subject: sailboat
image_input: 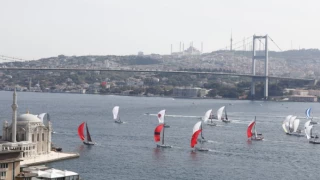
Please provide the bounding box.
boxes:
[203,109,216,126]
[247,117,263,141]
[191,121,208,151]
[154,124,172,148]
[282,115,303,136]
[306,108,317,125]
[217,106,230,123]
[78,122,95,145]
[113,106,124,124]
[305,124,320,144]
[157,110,169,128]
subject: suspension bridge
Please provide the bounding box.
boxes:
[0,35,316,99]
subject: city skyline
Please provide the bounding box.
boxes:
[0,0,319,59]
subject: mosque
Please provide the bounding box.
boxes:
[0,89,52,158]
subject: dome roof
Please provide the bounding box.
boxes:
[17,114,41,122]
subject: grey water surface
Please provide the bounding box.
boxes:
[0,91,319,180]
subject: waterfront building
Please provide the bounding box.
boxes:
[289,95,318,102]
[0,150,22,180]
[1,89,52,159]
[18,166,80,180]
[172,87,206,98]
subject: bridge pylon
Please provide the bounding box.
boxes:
[251,35,268,100]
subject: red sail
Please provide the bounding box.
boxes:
[78,122,85,141]
[191,129,201,148]
[154,124,164,142]
[247,121,255,138]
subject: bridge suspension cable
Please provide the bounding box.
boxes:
[267,35,282,51]
[0,55,28,63]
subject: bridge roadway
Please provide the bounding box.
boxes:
[0,67,314,81]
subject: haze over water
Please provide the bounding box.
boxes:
[0,91,319,179]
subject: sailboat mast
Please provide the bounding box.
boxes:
[201,122,204,139]
[254,116,257,138]
[225,107,228,120]
[210,112,212,123]
[162,124,165,145]
[85,122,88,142]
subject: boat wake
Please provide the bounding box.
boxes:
[146,113,200,118]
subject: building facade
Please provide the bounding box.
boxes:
[1,89,52,159]
[172,87,206,98]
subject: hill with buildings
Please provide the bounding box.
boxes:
[0,49,319,100]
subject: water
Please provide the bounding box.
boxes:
[0,91,319,180]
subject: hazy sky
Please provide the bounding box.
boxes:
[0,0,319,59]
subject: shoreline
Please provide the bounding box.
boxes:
[20,151,80,166]
[0,90,317,103]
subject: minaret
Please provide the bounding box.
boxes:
[47,121,52,153]
[28,78,32,90]
[230,31,233,51]
[11,87,18,143]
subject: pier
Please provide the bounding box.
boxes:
[20,151,80,166]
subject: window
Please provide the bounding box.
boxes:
[22,133,25,141]
[0,163,8,168]
[32,134,34,142]
[42,133,44,141]
[37,134,39,141]
[0,172,6,177]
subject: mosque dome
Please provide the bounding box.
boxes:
[17,113,41,123]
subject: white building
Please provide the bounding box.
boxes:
[0,89,52,159]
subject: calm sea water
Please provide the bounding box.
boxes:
[0,91,319,180]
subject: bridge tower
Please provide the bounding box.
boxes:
[251,35,268,100]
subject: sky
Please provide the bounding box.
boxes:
[0,0,319,60]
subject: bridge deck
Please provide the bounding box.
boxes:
[0,67,314,81]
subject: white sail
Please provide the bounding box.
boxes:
[289,116,296,131]
[203,109,213,123]
[305,120,311,129]
[112,106,120,120]
[217,106,225,120]
[305,125,313,140]
[293,119,300,132]
[193,121,202,134]
[282,123,288,133]
[282,115,291,133]
[284,115,292,128]
[157,110,166,124]
[37,113,47,122]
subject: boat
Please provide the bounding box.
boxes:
[51,143,62,152]
[113,106,124,124]
[217,106,230,123]
[154,124,172,148]
[78,122,95,145]
[204,109,216,126]
[247,116,264,141]
[191,121,208,151]
[282,115,304,137]
[157,110,170,128]
[306,108,317,125]
[305,124,320,144]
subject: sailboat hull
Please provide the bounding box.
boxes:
[286,132,304,137]
[222,119,231,123]
[114,120,124,124]
[251,136,264,141]
[309,140,320,144]
[195,147,209,151]
[157,144,172,148]
[83,141,95,145]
